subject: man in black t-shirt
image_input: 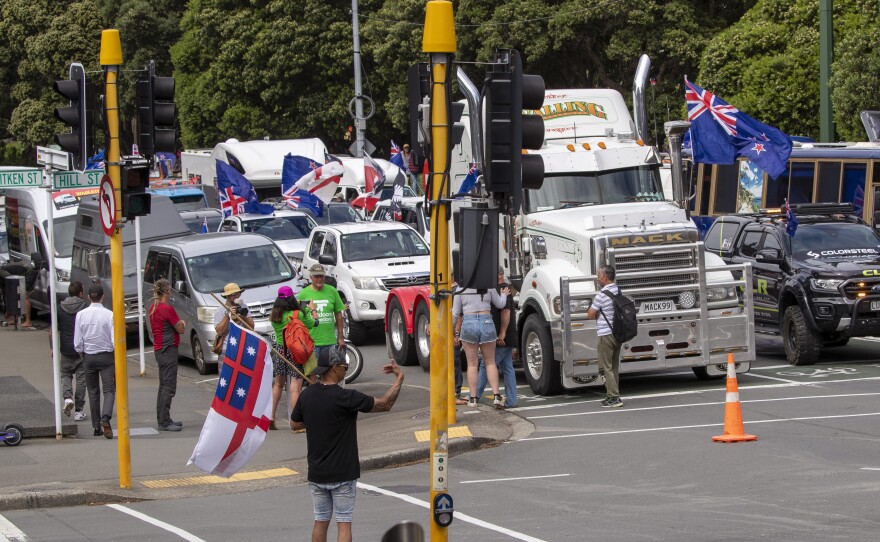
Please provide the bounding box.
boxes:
[291,348,404,542]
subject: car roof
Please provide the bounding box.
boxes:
[230,209,312,221]
[315,221,415,235]
[150,232,276,256]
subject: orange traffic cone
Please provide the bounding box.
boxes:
[712,353,757,443]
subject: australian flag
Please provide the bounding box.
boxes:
[389,140,409,173]
[188,322,273,477]
[685,78,792,179]
[216,160,274,218]
[281,154,325,217]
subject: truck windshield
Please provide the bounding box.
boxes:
[169,194,208,212]
[791,223,880,260]
[524,165,663,213]
[47,216,76,258]
[186,245,294,293]
[341,229,429,262]
[240,216,314,241]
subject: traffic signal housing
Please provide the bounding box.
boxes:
[121,157,152,219]
[137,61,177,156]
[482,49,545,214]
[53,63,88,171]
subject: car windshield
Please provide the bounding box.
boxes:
[341,229,429,261]
[523,165,663,213]
[169,194,208,212]
[46,216,76,258]
[791,223,880,260]
[186,244,294,293]
[183,214,223,234]
[240,216,314,240]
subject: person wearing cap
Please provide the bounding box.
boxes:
[297,264,346,363]
[213,282,255,367]
[268,285,318,430]
[291,348,404,542]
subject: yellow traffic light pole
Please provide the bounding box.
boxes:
[423,2,455,540]
[100,29,132,489]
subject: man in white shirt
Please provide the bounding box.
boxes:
[74,284,116,438]
[586,265,624,408]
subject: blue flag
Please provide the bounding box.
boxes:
[785,200,798,237]
[454,163,479,197]
[685,78,792,179]
[389,140,409,173]
[281,155,324,217]
[201,217,209,234]
[216,160,274,217]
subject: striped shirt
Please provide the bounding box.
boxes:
[592,284,619,337]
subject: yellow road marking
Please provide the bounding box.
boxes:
[141,467,298,489]
[414,425,472,443]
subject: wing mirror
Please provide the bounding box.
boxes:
[318,254,336,266]
[174,280,188,296]
[756,248,783,264]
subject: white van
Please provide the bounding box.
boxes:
[4,186,98,313]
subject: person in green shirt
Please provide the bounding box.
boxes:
[269,285,318,431]
[297,264,346,364]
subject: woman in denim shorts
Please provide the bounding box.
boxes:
[452,286,510,408]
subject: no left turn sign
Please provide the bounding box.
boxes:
[99,175,116,236]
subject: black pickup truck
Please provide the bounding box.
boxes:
[704,203,880,365]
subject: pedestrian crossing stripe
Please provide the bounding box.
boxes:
[140,467,298,488]
[414,425,472,443]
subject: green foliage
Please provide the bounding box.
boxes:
[830,0,880,140]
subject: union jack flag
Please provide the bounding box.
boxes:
[686,78,739,136]
[188,322,273,477]
[389,140,409,173]
[219,187,247,217]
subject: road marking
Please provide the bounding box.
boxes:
[414,425,471,442]
[141,467,297,489]
[107,504,206,542]
[460,474,570,484]
[519,411,880,442]
[860,467,880,471]
[0,514,27,542]
[196,377,218,384]
[742,372,798,383]
[751,364,792,370]
[852,337,880,343]
[510,376,880,412]
[527,392,880,420]
[357,482,546,542]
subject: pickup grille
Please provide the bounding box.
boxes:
[381,274,430,290]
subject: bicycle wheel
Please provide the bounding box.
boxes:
[343,342,364,384]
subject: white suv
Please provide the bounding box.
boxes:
[301,222,430,345]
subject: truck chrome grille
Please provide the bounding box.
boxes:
[614,248,695,272]
[381,274,430,290]
[246,300,274,320]
[612,246,700,311]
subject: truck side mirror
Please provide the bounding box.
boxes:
[318,254,336,266]
[174,280,188,296]
[756,249,783,264]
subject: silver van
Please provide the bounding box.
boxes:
[143,232,298,374]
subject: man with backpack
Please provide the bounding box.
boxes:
[587,265,632,408]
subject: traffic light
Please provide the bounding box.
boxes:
[450,101,465,147]
[482,49,545,213]
[137,61,177,156]
[53,63,88,171]
[407,62,430,159]
[121,157,152,219]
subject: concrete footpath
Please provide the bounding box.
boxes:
[0,322,532,511]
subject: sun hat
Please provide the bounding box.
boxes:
[277,285,294,298]
[221,283,243,297]
[308,263,326,277]
[312,347,346,376]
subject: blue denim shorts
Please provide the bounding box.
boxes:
[460,313,497,344]
[309,480,357,522]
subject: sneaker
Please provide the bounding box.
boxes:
[158,423,182,432]
[168,420,182,427]
[493,394,504,410]
[600,397,624,408]
[74,411,88,421]
[63,398,74,417]
[467,397,477,408]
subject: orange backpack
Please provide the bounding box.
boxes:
[284,310,314,364]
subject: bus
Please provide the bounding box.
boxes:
[686,142,880,237]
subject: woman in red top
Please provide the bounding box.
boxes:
[149,279,186,431]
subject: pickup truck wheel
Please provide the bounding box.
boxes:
[415,303,431,371]
[387,297,417,366]
[192,335,214,375]
[522,314,562,396]
[345,312,369,346]
[783,305,821,366]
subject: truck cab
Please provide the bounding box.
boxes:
[705,203,880,365]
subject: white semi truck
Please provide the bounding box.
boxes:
[385,57,755,395]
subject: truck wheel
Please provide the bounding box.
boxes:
[783,305,821,366]
[415,303,431,371]
[522,314,562,396]
[692,366,725,380]
[387,297,417,366]
[192,335,214,375]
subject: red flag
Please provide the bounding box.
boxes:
[422,156,430,192]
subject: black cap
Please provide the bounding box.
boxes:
[312,347,346,375]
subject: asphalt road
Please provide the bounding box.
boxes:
[3,330,879,541]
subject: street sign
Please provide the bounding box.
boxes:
[36,146,70,171]
[99,175,116,235]
[0,168,42,188]
[432,452,448,491]
[53,170,104,190]
[348,138,376,157]
[432,492,454,527]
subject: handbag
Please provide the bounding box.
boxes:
[211,332,226,355]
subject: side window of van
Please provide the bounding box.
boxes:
[322,233,337,259]
[309,231,325,259]
[144,251,158,283]
[155,253,171,282]
[170,259,186,293]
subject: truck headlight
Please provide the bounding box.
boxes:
[352,277,381,290]
[706,287,738,301]
[55,268,70,282]
[810,278,843,292]
[197,306,216,323]
[569,299,592,313]
[531,236,547,259]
